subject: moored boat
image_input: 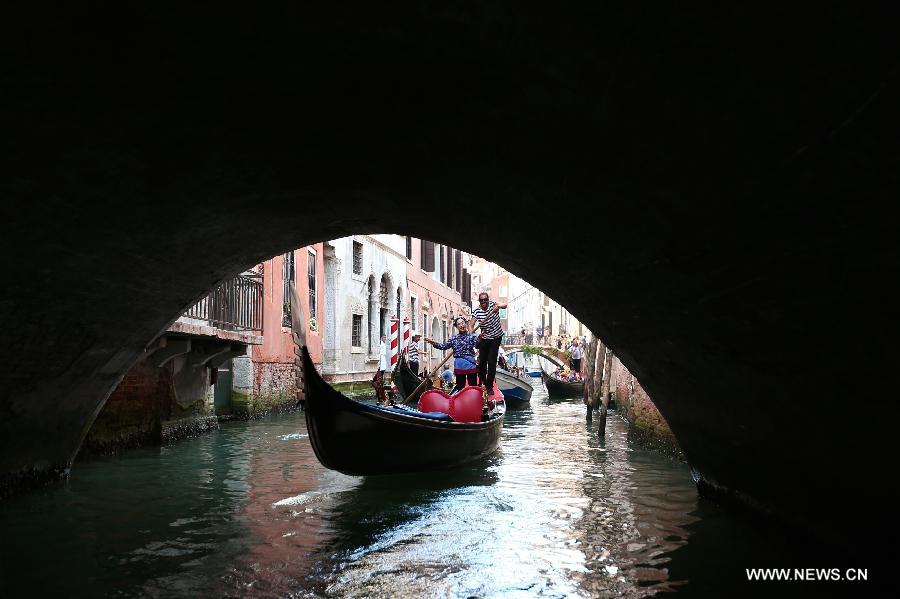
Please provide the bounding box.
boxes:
[494,368,533,408]
[392,352,431,404]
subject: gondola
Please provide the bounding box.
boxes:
[494,368,533,408]
[301,344,506,475]
[540,360,585,399]
[391,352,430,404]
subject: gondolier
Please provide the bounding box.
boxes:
[472,292,508,394]
[406,331,422,376]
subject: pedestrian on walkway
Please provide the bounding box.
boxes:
[378,334,388,374]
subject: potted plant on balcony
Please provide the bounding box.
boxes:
[308,316,318,332]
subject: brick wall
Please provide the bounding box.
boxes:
[612,357,684,460]
[83,355,217,454]
[238,360,300,417]
[83,359,172,453]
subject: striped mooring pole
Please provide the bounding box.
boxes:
[402,316,410,357]
[390,315,400,369]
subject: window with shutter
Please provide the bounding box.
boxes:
[421,240,435,272]
[446,247,453,287]
[308,249,317,319]
[352,241,363,275]
[352,314,362,346]
[282,251,295,327]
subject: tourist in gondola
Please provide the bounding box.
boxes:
[406,331,422,376]
[424,317,479,394]
[440,365,454,391]
[472,292,507,393]
[497,345,510,371]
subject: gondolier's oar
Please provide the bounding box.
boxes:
[407,318,483,403]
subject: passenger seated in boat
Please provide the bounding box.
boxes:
[440,365,454,391]
[425,317,479,394]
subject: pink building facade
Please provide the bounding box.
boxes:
[251,244,325,399]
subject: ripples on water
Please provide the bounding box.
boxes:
[0,387,703,598]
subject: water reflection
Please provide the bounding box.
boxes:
[1,387,705,598]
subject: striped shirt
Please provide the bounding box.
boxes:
[406,338,419,362]
[472,300,503,339]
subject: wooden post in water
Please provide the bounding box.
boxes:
[583,336,598,421]
[594,339,609,437]
[599,346,612,417]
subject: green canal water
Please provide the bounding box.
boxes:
[0,385,866,597]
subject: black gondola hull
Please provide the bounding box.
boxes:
[303,347,504,475]
[540,362,585,398]
[392,353,428,404]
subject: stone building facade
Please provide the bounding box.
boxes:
[321,235,408,383]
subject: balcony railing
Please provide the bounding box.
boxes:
[182,272,263,333]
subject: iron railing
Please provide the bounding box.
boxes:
[183,272,263,333]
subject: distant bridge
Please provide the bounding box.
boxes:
[502,344,566,368]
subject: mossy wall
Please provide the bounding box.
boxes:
[612,357,684,461]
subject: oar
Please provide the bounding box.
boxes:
[406,319,483,404]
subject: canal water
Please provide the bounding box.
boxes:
[0,385,861,597]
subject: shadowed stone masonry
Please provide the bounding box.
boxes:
[1,3,896,558]
[613,358,684,461]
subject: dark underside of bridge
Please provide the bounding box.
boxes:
[1,3,896,561]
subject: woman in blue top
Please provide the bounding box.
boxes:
[424,317,479,394]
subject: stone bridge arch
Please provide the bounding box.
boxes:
[0,2,894,555]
